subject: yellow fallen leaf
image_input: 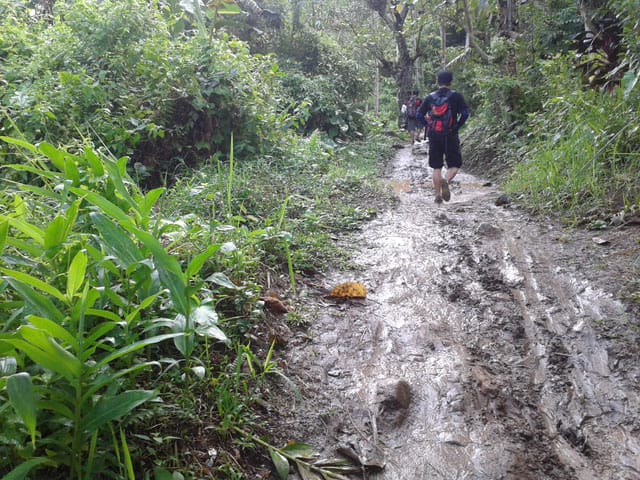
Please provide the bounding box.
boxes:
[327,281,367,299]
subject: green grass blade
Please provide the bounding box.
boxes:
[120,427,136,480]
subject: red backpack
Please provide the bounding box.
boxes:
[426,90,454,136]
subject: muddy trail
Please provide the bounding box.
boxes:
[277,144,640,480]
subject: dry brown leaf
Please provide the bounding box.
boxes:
[263,296,291,314]
[327,281,367,299]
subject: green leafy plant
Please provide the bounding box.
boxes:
[0,137,231,478]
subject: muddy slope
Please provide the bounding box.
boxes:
[281,144,640,480]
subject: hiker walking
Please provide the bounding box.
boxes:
[417,71,469,203]
[403,90,423,145]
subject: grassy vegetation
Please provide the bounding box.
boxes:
[0,129,394,479]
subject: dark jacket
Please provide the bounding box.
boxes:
[417,87,469,135]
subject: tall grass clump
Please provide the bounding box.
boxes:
[506,56,640,222]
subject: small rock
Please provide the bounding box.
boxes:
[477,222,501,236]
[495,194,510,206]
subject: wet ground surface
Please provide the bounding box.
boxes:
[278,144,640,480]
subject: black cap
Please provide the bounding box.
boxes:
[437,70,453,85]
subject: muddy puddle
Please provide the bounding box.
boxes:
[282,143,640,480]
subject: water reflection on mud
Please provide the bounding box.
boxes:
[284,144,640,480]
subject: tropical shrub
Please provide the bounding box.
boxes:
[0,137,233,478]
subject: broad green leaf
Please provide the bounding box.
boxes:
[7,165,58,182]
[69,187,132,225]
[154,468,185,480]
[83,361,159,400]
[0,136,38,153]
[1,457,50,480]
[2,268,67,303]
[192,305,228,343]
[206,272,238,289]
[12,194,28,218]
[82,390,156,433]
[0,220,8,254]
[129,228,190,316]
[85,308,122,323]
[64,155,81,185]
[140,188,165,217]
[27,315,79,351]
[6,236,43,257]
[102,156,140,217]
[84,147,105,176]
[43,216,67,250]
[67,250,87,299]
[7,372,38,446]
[38,142,66,171]
[281,442,317,459]
[94,333,182,369]
[269,448,290,480]
[7,328,81,381]
[186,244,221,278]
[90,213,144,269]
[169,315,195,358]
[7,218,45,245]
[4,278,65,323]
[124,293,160,325]
[39,398,74,419]
[218,3,241,14]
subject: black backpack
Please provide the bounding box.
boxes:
[426,90,454,136]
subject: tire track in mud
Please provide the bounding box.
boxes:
[283,145,640,480]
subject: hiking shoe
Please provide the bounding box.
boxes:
[434,195,443,204]
[441,179,451,202]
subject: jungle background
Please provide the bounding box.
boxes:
[0,0,638,478]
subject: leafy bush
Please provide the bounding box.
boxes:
[506,55,640,220]
[0,137,236,478]
[0,0,303,186]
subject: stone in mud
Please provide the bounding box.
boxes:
[495,193,510,206]
[376,379,412,428]
[477,222,502,236]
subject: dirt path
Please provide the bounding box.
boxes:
[281,145,640,480]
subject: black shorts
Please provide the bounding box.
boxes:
[428,134,462,170]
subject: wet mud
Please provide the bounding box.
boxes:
[281,144,640,480]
